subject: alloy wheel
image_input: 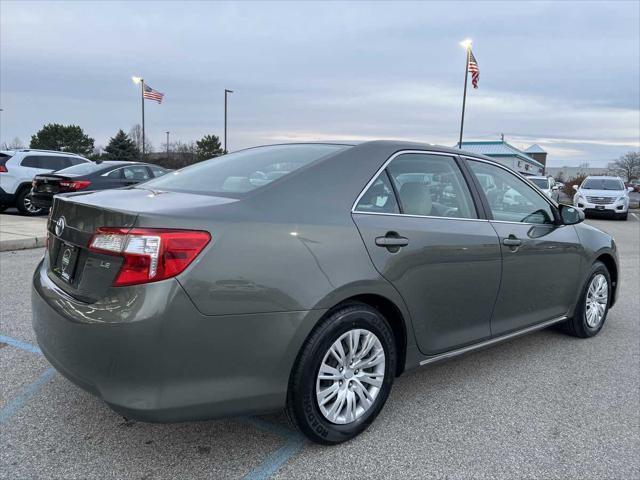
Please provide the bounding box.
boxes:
[316,328,385,425]
[585,273,608,328]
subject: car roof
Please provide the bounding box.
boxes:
[527,175,549,180]
[584,175,622,180]
[240,140,498,162]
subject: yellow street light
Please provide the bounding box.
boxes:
[459,39,473,50]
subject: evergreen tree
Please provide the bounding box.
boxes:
[30,123,94,155]
[196,134,224,161]
[104,129,139,161]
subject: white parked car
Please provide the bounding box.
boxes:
[0,149,91,215]
[528,175,559,202]
[573,175,633,220]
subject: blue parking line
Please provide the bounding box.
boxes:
[0,367,55,425]
[240,417,305,480]
[0,334,42,355]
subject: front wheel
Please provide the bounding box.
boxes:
[286,303,396,444]
[617,212,628,221]
[561,261,611,338]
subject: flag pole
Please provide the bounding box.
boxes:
[141,79,146,159]
[458,41,471,149]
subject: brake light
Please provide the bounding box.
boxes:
[0,165,7,173]
[60,180,91,191]
[88,228,211,286]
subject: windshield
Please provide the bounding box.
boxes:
[142,144,350,196]
[55,162,102,176]
[581,178,624,190]
[529,178,549,188]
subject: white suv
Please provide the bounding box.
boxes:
[573,175,633,220]
[527,175,559,202]
[0,149,91,215]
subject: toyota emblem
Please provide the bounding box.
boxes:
[55,216,66,236]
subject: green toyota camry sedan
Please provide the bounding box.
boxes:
[32,141,619,444]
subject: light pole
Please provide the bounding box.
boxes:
[458,39,472,149]
[224,89,233,153]
[132,76,145,159]
[166,131,170,155]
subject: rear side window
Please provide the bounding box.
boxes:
[386,154,477,219]
[122,166,151,181]
[355,173,399,214]
[143,144,350,196]
[21,155,70,170]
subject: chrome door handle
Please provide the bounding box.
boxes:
[502,236,522,247]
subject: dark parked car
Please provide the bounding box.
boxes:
[30,161,170,210]
[32,141,618,444]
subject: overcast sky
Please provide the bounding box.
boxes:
[1,1,638,166]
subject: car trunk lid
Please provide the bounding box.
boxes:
[47,188,235,301]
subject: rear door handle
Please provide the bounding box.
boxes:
[375,233,409,248]
[502,235,522,247]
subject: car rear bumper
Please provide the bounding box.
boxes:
[32,256,324,421]
[30,192,54,209]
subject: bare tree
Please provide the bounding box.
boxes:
[4,137,25,149]
[608,151,640,182]
[128,124,153,156]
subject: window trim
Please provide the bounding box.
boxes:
[461,155,561,226]
[351,149,485,222]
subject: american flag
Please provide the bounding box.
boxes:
[468,50,479,89]
[143,84,164,103]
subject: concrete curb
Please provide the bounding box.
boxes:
[0,235,47,252]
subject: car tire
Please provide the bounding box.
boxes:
[561,261,611,338]
[15,187,44,216]
[617,212,628,221]
[0,205,7,213]
[286,303,396,445]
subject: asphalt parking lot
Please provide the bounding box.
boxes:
[1,217,638,479]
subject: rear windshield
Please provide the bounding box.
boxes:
[55,162,102,176]
[529,178,549,188]
[141,144,350,196]
[581,178,624,190]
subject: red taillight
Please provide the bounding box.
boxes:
[88,227,211,286]
[0,165,7,173]
[60,180,91,191]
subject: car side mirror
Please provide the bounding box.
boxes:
[552,185,559,190]
[559,204,584,225]
[628,186,634,193]
[572,185,578,191]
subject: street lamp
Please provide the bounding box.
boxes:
[459,38,473,50]
[224,89,233,153]
[132,76,145,159]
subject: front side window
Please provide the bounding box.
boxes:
[386,154,477,219]
[354,172,399,214]
[468,160,555,224]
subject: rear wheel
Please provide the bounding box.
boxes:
[561,261,611,338]
[286,303,396,444]
[16,187,44,216]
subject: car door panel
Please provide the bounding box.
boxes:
[489,221,583,334]
[466,159,584,336]
[353,213,501,354]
